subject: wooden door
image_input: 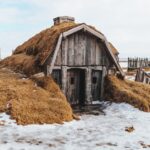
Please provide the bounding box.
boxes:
[91,70,102,101]
[66,69,85,106]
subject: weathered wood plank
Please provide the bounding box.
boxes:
[90,36,96,65]
[74,33,79,65]
[49,34,62,74]
[68,34,74,66]
[63,24,85,37]
[86,34,91,65]
[55,47,62,65]
[77,33,84,65]
[96,40,100,65]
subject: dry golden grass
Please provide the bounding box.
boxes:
[13,22,80,65]
[144,68,150,71]
[104,76,150,112]
[0,68,73,125]
[12,22,118,65]
[0,54,41,76]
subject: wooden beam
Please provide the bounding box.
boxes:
[49,34,63,74]
[103,36,125,77]
[63,24,85,37]
[84,25,105,41]
[100,66,106,99]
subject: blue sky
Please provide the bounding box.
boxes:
[0,0,150,58]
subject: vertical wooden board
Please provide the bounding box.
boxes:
[67,35,74,66]
[96,40,101,65]
[62,38,68,65]
[51,70,62,87]
[82,33,86,65]
[94,37,97,65]
[71,35,75,65]
[91,70,102,101]
[54,47,61,66]
[66,70,79,105]
[66,69,86,105]
[95,41,99,65]
[100,42,110,66]
[90,36,96,65]
[76,33,81,65]
[74,33,79,65]
[63,38,68,65]
[61,39,65,65]
[77,32,84,65]
[99,42,105,65]
[86,33,91,65]
[67,36,71,66]
[81,32,87,65]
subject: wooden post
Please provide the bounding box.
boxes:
[100,66,106,99]
[49,34,63,74]
[85,68,92,104]
[61,66,67,94]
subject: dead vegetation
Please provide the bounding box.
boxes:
[0,68,73,125]
[0,22,80,75]
[125,126,135,133]
[0,54,41,76]
[13,22,80,65]
[104,76,150,112]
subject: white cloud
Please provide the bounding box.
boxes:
[0,0,150,58]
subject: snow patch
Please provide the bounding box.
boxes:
[0,103,150,150]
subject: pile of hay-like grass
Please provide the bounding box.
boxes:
[0,68,73,125]
[0,54,41,76]
[13,22,80,65]
[104,75,150,112]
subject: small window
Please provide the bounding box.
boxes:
[70,77,75,84]
[92,77,97,84]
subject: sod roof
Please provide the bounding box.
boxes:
[13,22,119,66]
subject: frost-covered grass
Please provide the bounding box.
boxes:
[0,103,150,150]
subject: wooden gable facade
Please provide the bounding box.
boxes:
[44,16,124,106]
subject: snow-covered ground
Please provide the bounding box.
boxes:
[125,75,135,81]
[0,103,150,150]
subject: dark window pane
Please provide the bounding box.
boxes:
[70,77,74,84]
[92,77,97,84]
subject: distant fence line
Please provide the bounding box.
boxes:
[119,58,150,69]
[128,58,150,69]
